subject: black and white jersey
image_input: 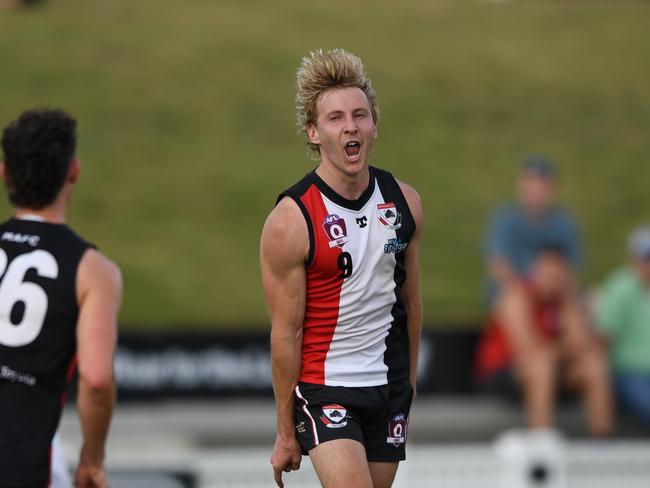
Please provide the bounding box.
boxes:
[0,217,92,487]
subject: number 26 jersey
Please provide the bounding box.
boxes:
[0,217,92,486]
[278,166,415,388]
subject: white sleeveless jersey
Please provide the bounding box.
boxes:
[279,166,415,387]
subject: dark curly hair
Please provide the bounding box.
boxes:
[1,108,77,209]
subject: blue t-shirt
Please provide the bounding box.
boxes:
[483,203,584,302]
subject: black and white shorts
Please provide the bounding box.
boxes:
[294,379,413,462]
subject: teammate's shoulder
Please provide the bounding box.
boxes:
[60,224,95,247]
[79,248,122,287]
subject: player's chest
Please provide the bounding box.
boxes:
[310,198,409,278]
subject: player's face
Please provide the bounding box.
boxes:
[307,87,377,177]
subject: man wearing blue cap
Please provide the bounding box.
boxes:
[595,226,650,429]
[484,156,584,304]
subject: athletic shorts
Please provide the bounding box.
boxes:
[294,379,413,462]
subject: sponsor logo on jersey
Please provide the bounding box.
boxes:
[376,202,402,230]
[355,216,368,228]
[296,421,306,434]
[319,404,348,428]
[384,238,408,254]
[0,364,36,387]
[323,214,350,248]
[386,413,407,446]
[1,231,40,247]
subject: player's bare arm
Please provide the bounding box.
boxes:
[75,249,122,488]
[398,181,423,396]
[260,196,309,488]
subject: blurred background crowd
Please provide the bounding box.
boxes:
[475,156,650,435]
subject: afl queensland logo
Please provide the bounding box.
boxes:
[386,413,407,446]
[377,202,402,230]
[323,214,350,248]
[320,404,348,429]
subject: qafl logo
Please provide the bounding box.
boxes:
[323,214,349,248]
[386,413,407,446]
[377,202,402,230]
[320,404,348,429]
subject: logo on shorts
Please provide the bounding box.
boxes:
[377,202,402,230]
[320,404,348,429]
[296,421,306,434]
[323,214,349,248]
[386,413,407,446]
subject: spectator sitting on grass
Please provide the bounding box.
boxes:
[594,226,650,429]
[475,245,613,437]
[484,156,583,306]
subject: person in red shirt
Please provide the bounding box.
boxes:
[476,245,613,436]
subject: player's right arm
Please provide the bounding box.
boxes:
[260,196,308,488]
[74,249,123,488]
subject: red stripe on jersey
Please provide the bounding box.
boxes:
[59,354,78,407]
[299,185,344,384]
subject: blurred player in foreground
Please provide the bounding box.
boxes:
[0,109,122,487]
[261,49,423,488]
[476,245,613,436]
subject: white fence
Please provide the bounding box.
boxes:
[82,441,650,488]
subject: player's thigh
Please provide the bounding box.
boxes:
[364,380,412,464]
[368,461,399,488]
[309,438,372,488]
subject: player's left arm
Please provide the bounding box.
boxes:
[398,180,423,398]
[75,249,123,487]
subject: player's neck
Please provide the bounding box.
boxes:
[14,198,67,224]
[316,160,370,201]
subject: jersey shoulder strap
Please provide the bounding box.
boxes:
[276,171,318,266]
[372,166,416,240]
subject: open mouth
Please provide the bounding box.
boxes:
[344,141,361,158]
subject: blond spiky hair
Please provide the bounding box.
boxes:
[296,48,378,152]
